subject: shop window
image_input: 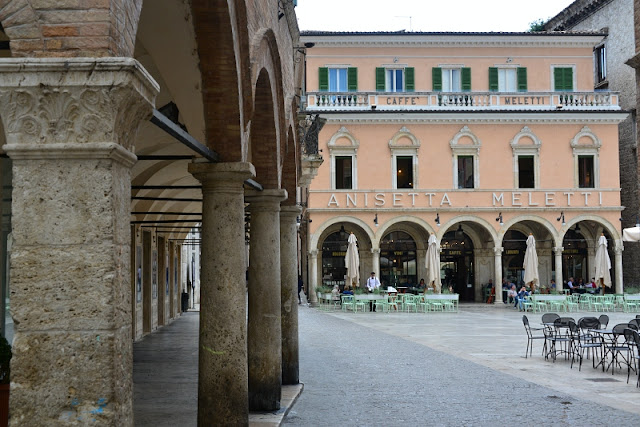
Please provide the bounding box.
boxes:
[376,67,414,92]
[518,156,535,189]
[396,156,414,189]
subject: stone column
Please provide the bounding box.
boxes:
[280,205,301,385]
[494,247,503,303]
[188,162,255,425]
[371,248,381,278]
[0,58,157,425]
[308,250,319,306]
[554,247,564,294]
[246,189,288,411]
[615,245,624,294]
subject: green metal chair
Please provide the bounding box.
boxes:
[354,297,367,313]
[341,295,355,312]
[373,297,388,313]
[404,295,418,313]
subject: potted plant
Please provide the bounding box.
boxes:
[0,335,11,426]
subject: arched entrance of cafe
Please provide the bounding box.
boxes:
[321,228,349,289]
[562,227,589,286]
[502,230,527,287]
[440,226,474,301]
[380,231,417,290]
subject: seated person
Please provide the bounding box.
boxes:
[342,286,354,295]
[418,278,426,289]
[507,284,518,304]
[566,277,575,293]
[515,286,530,310]
[331,284,340,301]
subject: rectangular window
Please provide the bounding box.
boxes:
[498,68,517,92]
[457,156,474,189]
[595,45,606,84]
[518,156,535,189]
[442,68,461,92]
[386,69,404,92]
[335,156,352,189]
[553,67,574,91]
[329,68,348,92]
[396,156,413,189]
[578,156,594,188]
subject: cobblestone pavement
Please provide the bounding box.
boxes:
[283,304,640,426]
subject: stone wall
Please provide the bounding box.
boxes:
[547,0,639,287]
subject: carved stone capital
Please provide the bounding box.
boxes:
[0,58,158,160]
[493,247,504,255]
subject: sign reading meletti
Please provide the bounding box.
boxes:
[318,191,613,208]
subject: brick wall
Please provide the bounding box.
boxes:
[0,0,142,57]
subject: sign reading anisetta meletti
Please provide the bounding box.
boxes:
[313,191,617,208]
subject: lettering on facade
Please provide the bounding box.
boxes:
[325,191,606,208]
[504,96,546,105]
[332,251,346,257]
[386,96,418,105]
[505,249,519,255]
[393,251,403,255]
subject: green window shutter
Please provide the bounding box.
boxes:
[461,67,471,92]
[554,67,563,91]
[347,67,358,92]
[319,67,329,91]
[517,67,527,92]
[554,67,573,91]
[563,67,573,91]
[488,67,498,92]
[432,67,442,91]
[375,67,386,91]
[405,67,415,92]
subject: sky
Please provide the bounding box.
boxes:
[295,0,577,33]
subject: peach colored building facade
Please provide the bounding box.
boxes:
[299,31,627,303]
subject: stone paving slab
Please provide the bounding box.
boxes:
[283,304,640,426]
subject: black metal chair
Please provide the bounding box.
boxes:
[604,323,634,375]
[547,318,574,362]
[623,328,639,385]
[570,320,602,371]
[628,318,640,330]
[598,314,609,329]
[522,315,547,358]
[541,313,560,325]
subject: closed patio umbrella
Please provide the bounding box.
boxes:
[523,234,539,292]
[345,232,360,288]
[594,234,611,293]
[425,233,442,294]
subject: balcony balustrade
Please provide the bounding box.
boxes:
[305,91,619,111]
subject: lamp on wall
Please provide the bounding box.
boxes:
[557,211,565,226]
[574,222,581,232]
[455,224,464,240]
[374,213,379,227]
[339,224,347,239]
[496,212,503,226]
[435,212,440,227]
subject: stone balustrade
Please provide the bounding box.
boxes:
[306,91,620,111]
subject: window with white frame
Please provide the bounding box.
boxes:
[389,127,420,189]
[376,67,415,92]
[328,127,359,190]
[450,126,481,189]
[329,68,348,92]
[510,126,541,189]
[433,67,471,92]
[570,126,600,189]
[552,65,575,91]
[488,67,527,92]
[318,67,357,92]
